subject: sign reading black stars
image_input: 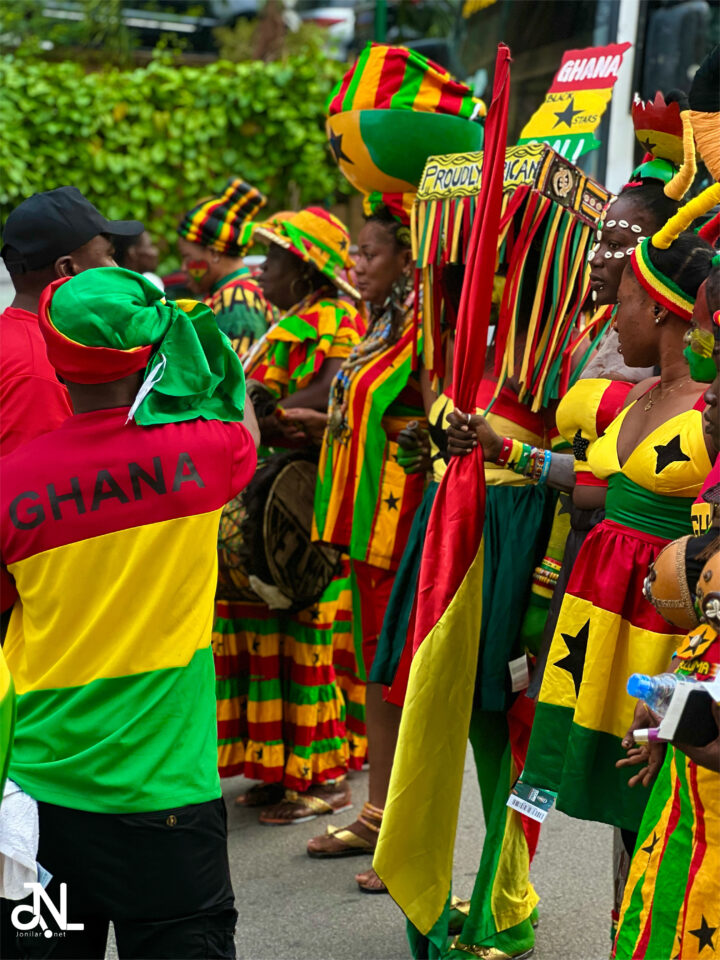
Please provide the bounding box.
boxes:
[328,130,353,165]
[384,493,400,511]
[654,435,691,473]
[553,96,583,130]
[689,916,717,952]
[640,831,659,856]
[555,619,590,697]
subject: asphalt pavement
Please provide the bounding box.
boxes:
[223,748,615,960]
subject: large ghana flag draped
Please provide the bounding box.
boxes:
[373,44,512,938]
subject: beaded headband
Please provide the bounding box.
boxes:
[630,237,695,321]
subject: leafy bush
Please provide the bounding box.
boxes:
[0,52,350,269]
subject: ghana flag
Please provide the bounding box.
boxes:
[518,42,632,162]
[327,43,485,220]
[373,44,512,938]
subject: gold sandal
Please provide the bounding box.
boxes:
[259,782,352,825]
[306,801,383,858]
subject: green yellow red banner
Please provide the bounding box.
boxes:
[519,42,632,162]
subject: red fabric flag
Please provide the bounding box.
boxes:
[412,44,512,653]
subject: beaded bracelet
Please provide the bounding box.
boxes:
[495,436,553,484]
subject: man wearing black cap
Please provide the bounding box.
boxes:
[0,186,144,457]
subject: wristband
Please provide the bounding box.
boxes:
[495,436,513,467]
[516,443,533,473]
[538,449,552,484]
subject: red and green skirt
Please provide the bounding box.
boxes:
[213,567,367,790]
[523,495,693,831]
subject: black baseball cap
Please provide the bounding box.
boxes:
[1,186,144,272]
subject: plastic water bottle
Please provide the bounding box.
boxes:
[627,672,697,717]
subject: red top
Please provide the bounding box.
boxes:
[0,407,257,609]
[0,306,72,457]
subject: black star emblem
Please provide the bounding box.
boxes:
[252,640,260,652]
[256,748,263,759]
[312,653,320,665]
[639,136,657,154]
[689,916,717,952]
[301,765,310,777]
[641,831,659,856]
[328,130,352,165]
[309,607,320,621]
[339,238,348,251]
[557,492,572,516]
[572,429,590,462]
[654,435,690,474]
[348,738,356,751]
[555,620,589,697]
[384,493,400,511]
[552,97,583,130]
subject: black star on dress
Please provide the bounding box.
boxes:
[654,435,691,474]
[348,738,356,752]
[384,493,400,511]
[329,130,353,164]
[309,607,320,621]
[555,620,590,697]
[312,653,320,665]
[252,639,261,652]
[572,429,590,462]
[641,832,659,856]
[553,97,583,130]
[256,748,263,760]
[689,916,717,952]
[557,492,572,516]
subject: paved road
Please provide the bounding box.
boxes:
[224,749,615,960]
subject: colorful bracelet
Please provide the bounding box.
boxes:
[495,436,514,467]
[538,450,552,484]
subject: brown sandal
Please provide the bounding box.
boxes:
[306,801,383,858]
[259,781,352,825]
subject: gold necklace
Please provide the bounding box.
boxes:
[643,375,693,412]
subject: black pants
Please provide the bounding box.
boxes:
[1,798,236,960]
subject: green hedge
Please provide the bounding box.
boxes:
[0,53,349,269]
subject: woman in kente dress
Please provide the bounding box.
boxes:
[213,208,367,820]
[522,228,715,837]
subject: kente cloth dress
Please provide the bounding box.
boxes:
[614,623,720,960]
[213,291,365,788]
[313,300,427,683]
[204,266,276,358]
[523,393,712,831]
